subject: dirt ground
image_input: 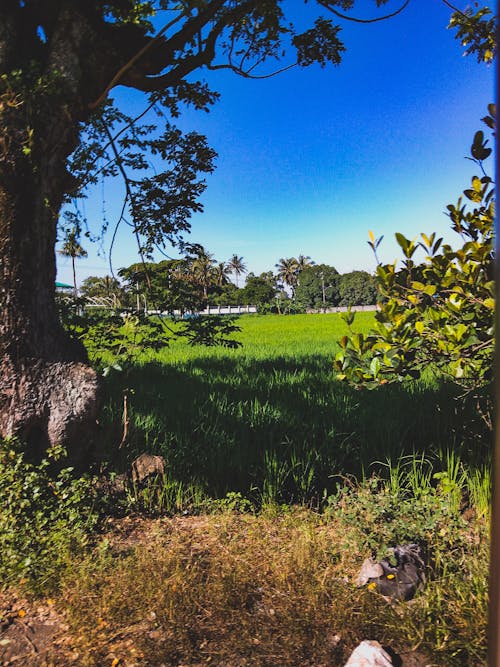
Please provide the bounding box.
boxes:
[0,593,434,667]
[0,516,436,667]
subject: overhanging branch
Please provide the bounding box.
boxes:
[317,0,411,24]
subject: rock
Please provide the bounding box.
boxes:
[344,640,393,666]
[355,558,384,586]
[131,453,166,484]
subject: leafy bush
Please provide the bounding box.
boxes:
[325,459,489,664]
[0,442,99,593]
[335,109,494,406]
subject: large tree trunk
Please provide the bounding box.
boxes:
[0,164,100,463]
[0,98,100,463]
[0,6,122,462]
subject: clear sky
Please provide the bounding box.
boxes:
[56,0,495,287]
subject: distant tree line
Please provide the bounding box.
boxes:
[71,246,377,315]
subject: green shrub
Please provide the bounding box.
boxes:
[335,112,495,433]
[0,442,99,594]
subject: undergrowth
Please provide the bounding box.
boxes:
[62,468,489,666]
[0,442,99,595]
[0,440,489,665]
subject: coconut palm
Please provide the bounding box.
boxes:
[275,257,299,296]
[213,262,230,287]
[296,254,315,271]
[58,227,88,298]
[191,249,217,299]
[227,254,247,288]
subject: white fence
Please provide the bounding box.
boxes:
[78,298,375,316]
[144,305,258,317]
[169,305,258,316]
[305,305,378,314]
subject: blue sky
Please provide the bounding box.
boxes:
[56,0,495,286]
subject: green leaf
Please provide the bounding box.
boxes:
[342,309,355,327]
[472,176,482,192]
[395,233,410,253]
[423,285,437,297]
[370,357,381,378]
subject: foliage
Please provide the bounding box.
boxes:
[448,4,496,62]
[327,451,486,560]
[176,314,242,349]
[61,306,169,369]
[240,273,277,307]
[119,258,206,314]
[68,101,218,262]
[61,304,242,370]
[338,270,378,307]
[334,112,494,405]
[294,263,340,310]
[0,442,99,594]
[208,282,242,306]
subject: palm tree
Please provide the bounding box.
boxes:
[58,227,88,298]
[213,262,230,287]
[275,257,299,296]
[227,254,247,288]
[296,254,314,272]
[191,249,216,300]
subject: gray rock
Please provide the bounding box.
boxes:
[355,558,384,586]
[131,453,166,484]
[358,544,426,601]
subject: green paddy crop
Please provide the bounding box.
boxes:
[98,313,490,509]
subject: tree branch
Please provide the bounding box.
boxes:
[89,12,186,109]
[109,0,259,93]
[440,0,469,18]
[103,123,151,288]
[317,0,411,24]
[207,61,297,79]
[91,0,231,106]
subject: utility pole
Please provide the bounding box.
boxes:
[320,271,326,312]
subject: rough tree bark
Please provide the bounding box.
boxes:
[0,9,104,461]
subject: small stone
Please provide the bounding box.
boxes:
[344,640,393,666]
[355,558,384,586]
[131,454,166,484]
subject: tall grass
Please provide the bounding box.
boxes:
[97,313,491,508]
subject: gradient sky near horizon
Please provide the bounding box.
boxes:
[56,0,495,287]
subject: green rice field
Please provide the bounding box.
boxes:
[100,312,489,507]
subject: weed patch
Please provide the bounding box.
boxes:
[0,443,99,594]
